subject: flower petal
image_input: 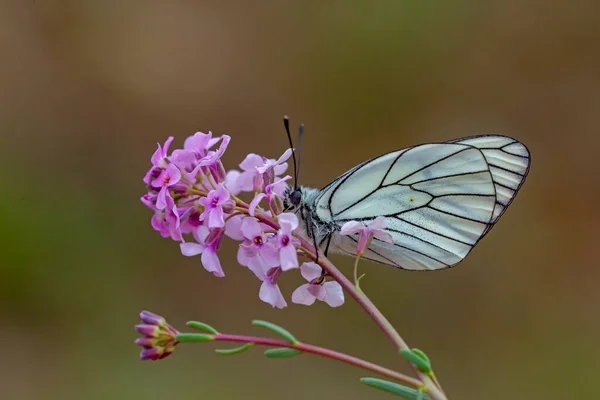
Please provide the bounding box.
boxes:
[225,170,242,195]
[279,245,299,271]
[224,214,244,240]
[368,216,387,231]
[300,262,322,281]
[273,162,288,176]
[239,153,264,171]
[276,148,293,165]
[165,164,181,186]
[340,221,364,236]
[291,284,317,306]
[248,193,267,217]
[180,242,204,257]
[322,281,344,307]
[236,170,256,192]
[259,282,287,309]
[201,250,224,277]
[278,212,298,232]
[357,231,371,255]
[260,242,281,267]
[208,208,225,228]
[214,183,230,202]
[156,187,169,210]
[266,175,291,197]
[373,230,394,244]
[240,217,263,240]
[184,131,212,152]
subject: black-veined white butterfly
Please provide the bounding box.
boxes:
[283,124,530,271]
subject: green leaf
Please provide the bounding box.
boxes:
[252,320,298,343]
[264,348,302,358]
[186,321,219,334]
[400,348,432,373]
[416,388,424,400]
[411,349,431,367]
[175,333,214,343]
[360,378,430,400]
[215,343,253,356]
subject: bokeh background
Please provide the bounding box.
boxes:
[2,1,599,399]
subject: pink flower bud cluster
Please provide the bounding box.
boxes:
[141,132,344,309]
[135,311,179,360]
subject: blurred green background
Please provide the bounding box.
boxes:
[2,1,599,399]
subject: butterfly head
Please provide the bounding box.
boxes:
[283,185,303,211]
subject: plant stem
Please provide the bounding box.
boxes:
[246,205,448,399]
[296,236,448,400]
[208,333,422,388]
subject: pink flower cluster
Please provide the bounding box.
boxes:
[141,132,344,309]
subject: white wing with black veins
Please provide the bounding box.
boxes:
[314,135,530,271]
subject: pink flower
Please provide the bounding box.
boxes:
[248,175,291,216]
[199,184,234,228]
[180,226,225,277]
[291,262,344,307]
[150,195,182,241]
[172,133,230,174]
[258,266,287,309]
[198,135,230,168]
[151,137,174,169]
[183,131,219,155]
[340,216,393,255]
[152,164,182,210]
[238,217,279,278]
[275,213,300,271]
[235,149,291,192]
[144,137,174,185]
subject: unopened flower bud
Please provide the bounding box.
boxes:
[139,311,165,326]
[221,201,234,214]
[135,324,161,338]
[211,161,227,182]
[135,311,180,361]
[170,182,189,194]
[134,338,155,348]
[269,193,284,215]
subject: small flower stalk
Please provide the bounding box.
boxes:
[135,311,180,360]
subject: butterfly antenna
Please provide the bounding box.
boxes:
[296,124,304,186]
[283,115,298,189]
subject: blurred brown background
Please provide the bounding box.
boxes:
[1,1,599,399]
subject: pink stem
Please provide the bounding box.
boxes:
[240,204,447,399]
[211,333,422,388]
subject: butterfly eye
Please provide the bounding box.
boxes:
[290,189,303,206]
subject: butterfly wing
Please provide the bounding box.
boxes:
[314,135,530,270]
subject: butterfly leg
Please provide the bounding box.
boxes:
[323,234,332,257]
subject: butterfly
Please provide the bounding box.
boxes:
[283,126,531,271]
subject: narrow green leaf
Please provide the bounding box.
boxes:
[400,349,432,373]
[411,349,431,368]
[360,378,431,400]
[416,388,424,400]
[175,333,214,343]
[215,343,253,356]
[186,321,219,334]
[264,348,302,358]
[252,320,298,343]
